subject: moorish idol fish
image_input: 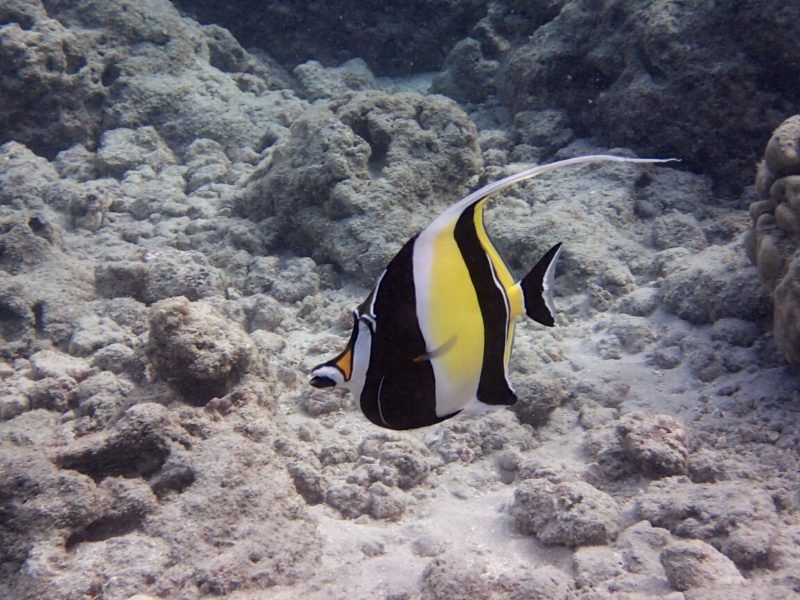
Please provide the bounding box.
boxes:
[310,155,673,430]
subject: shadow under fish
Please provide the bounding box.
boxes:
[310,154,675,430]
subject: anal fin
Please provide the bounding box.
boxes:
[478,384,517,407]
[476,362,518,406]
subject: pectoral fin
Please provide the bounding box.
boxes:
[412,335,457,363]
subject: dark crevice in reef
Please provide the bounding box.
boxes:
[65,513,145,550]
[56,439,169,483]
[346,118,390,179]
[32,302,45,334]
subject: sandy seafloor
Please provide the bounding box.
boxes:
[1,2,800,599]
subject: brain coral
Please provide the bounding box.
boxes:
[746,115,800,366]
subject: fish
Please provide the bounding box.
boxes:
[310,154,674,430]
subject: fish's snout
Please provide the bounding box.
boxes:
[310,360,347,389]
[310,375,336,388]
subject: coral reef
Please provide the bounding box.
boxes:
[0,1,798,598]
[747,115,800,366]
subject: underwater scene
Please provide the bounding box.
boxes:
[2,1,800,598]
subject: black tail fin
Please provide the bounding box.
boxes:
[520,243,562,326]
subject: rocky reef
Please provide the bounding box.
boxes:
[167,1,800,192]
[434,0,800,193]
[1,1,799,599]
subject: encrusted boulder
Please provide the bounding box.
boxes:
[95,250,226,305]
[746,115,800,366]
[586,412,689,481]
[635,477,778,568]
[146,296,254,402]
[511,478,623,547]
[662,238,770,324]
[617,412,689,477]
[660,539,744,592]
[237,90,482,284]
